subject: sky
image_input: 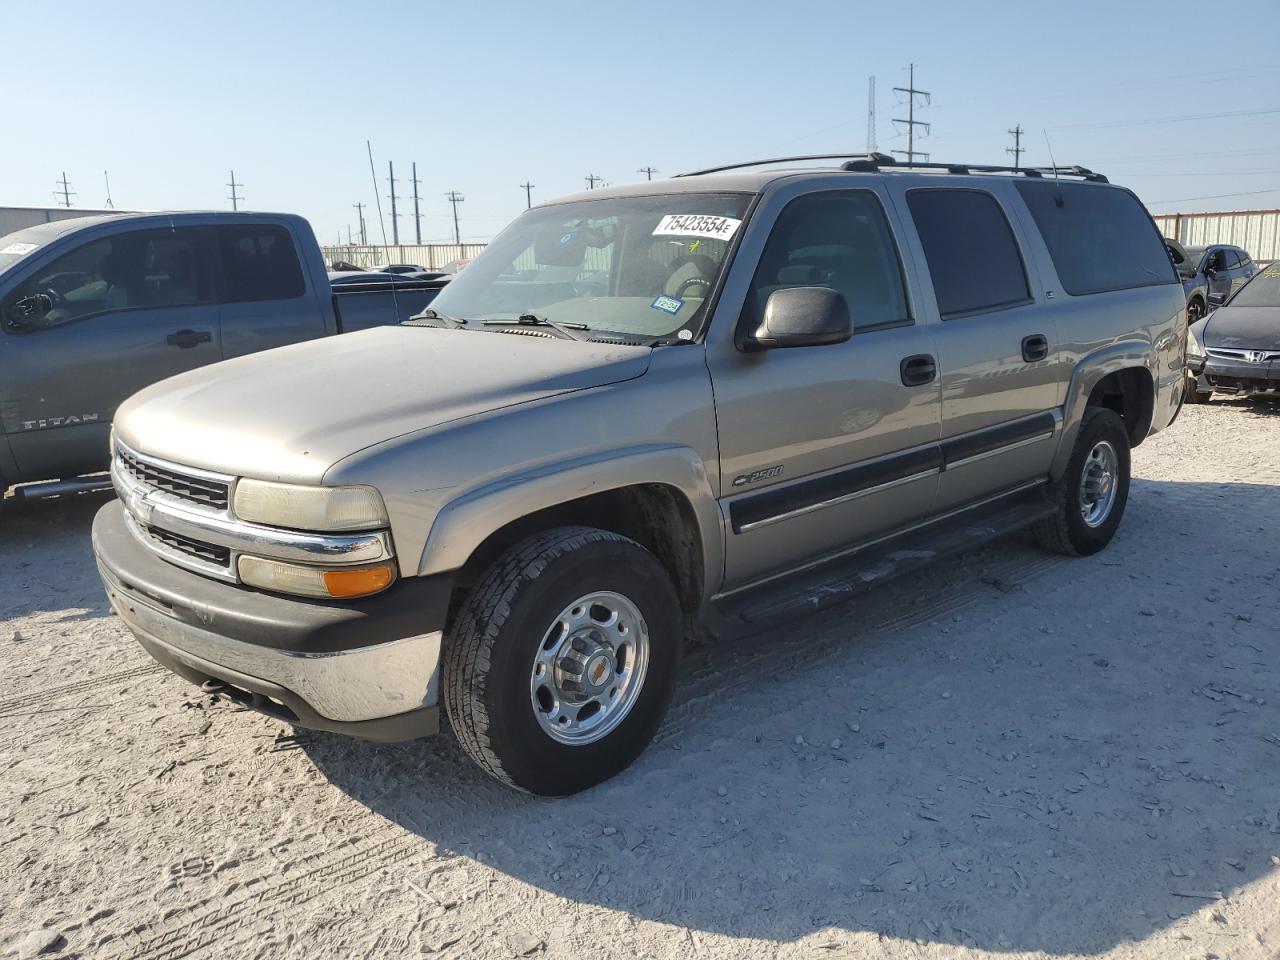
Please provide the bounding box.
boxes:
[4,0,1279,246]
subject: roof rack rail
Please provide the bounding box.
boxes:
[675,153,1108,183]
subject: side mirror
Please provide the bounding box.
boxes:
[743,286,852,352]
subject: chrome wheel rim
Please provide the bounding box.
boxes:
[530,591,650,746]
[1079,440,1119,528]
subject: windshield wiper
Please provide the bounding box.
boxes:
[482,313,590,341]
[406,308,467,328]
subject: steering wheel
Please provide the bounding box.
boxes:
[674,276,712,298]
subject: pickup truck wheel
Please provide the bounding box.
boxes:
[444,526,681,795]
[1032,408,1130,557]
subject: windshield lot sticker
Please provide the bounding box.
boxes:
[651,294,685,315]
[557,231,577,246]
[653,214,742,241]
[1,242,38,255]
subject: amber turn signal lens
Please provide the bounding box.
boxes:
[321,564,396,598]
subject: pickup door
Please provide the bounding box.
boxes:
[0,224,222,482]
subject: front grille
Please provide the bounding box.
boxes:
[1207,347,1280,362]
[118,448,230,509]
[147,525,232,568]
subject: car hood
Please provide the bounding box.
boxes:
[1201,306,1280,351]
[115,326,652,484]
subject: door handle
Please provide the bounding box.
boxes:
[166,329,212,349]
[900,354,937,387]
[1021,334,1049,363]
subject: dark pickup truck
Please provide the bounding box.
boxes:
[0,211,444,497]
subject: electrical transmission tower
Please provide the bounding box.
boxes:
[637,166,658,181]
[103,170,114,208]
[520,182,535,208]
[387,161,401,245]
[410,162,423,244]
[585,173,602,190]
[227,170,244,211]
[444,191,465,245]
[54,172,77,208]
[892,64,931,163]
[867,77,877,152]
[353,202,367,244]
[1006,124,1025,169]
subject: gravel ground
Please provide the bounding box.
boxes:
[2,398,1279,960]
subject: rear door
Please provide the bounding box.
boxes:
[706,183,943,588]
[1206,249,1235,304]
[214,222,327,358]
[0,224,221,481]
[893,185,1061,510]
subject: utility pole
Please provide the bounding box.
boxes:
[866,77,877,152]
[444,191,464,245]
[352,202,367,245]
[520,182,535,208]
[103,170,114,208]
[585,173,602,190]
[1006,124,1025,169]
[410,162,423,244]
[387,161,401,245]
[227,170,243,211]
[892,63,931,163]
[54,172,76,208]
[637,166,658,181]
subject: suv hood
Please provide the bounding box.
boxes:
[1202,306,1280,351]
[115,326,652,483]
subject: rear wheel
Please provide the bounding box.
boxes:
[1033,408,1131,556]
[1186,374,1213,403]
[444,526,681,795]
[1187,298,1204,325]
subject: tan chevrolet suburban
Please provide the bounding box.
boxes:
[92,154,1187,795]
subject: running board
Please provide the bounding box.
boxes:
[713,482,1055,629]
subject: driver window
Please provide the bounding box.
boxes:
[2,229,210,332]
[743,190,911,334]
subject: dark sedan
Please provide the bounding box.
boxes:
[1186,264,1280,403]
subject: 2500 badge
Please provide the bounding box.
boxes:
[732,464,784,487]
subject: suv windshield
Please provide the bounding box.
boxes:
[1227,263,1280,308]
[426,193,751,340]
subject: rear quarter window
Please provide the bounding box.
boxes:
[216,224,305,303]
[1015,181,1176,296]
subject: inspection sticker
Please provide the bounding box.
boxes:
[652,214,741,241]
[650,294,685,315]
[0,242,38,255]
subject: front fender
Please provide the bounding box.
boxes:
[416,443,724,594]
[1051,341,1155,482]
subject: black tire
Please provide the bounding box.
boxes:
[443,526,681,795]
[1186,376,1213,404]
[1032,408,1131,557]
[1187,298,1204,325]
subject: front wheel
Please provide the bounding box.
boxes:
[444,526,681,795]
[1033,408,1131,556]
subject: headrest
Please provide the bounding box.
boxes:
[777,264,822,285]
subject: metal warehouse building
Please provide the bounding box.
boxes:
[0,205,130,238]
[1152,209,1280,265]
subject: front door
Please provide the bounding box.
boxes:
[706,186,942,588]
[0,225,221,481]
[1206,249,1236,305]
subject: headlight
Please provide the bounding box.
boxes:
[233,479,389,531]
[1187,324,1204,360]
[238,556,397,599]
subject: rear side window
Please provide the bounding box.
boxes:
[1015,181,1176,296]
[217,224,305,303]
[906,189,1030,318]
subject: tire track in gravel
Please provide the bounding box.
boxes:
[111,828,419,960]
[0,662,165,717]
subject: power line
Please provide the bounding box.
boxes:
[1007,124,1025,169]
[410,162,423,245]
[387,161,401,245]
[352,202,367,244]
[1146,187,1280,206]
[1051,106,1280,131]
[892,63,931,163]
[585,173,603,190]
[637,166,658,181]
[53,171,76,208]
[226,170,243,211]
[520,181,535,208]
[444,191,465,245]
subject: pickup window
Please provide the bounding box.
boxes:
[217,224,305,303]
